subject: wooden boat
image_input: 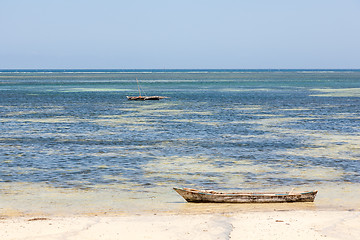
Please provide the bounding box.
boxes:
[127,78,168,101]
[173,187,318,203]
[127,96,167,101]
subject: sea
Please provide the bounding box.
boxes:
[0,69,359,216]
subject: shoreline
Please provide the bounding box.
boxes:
[1,182,360,218]
[1,201,358,218]
[1,210,359,240]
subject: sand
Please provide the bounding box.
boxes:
[1,210,359,240]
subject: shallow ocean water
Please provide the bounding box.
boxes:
[0,70,359,215]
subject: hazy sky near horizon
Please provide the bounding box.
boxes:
[1,0,360,69]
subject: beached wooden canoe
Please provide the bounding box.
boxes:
[173,187,318,203]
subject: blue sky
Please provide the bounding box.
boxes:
[1,0,359,69]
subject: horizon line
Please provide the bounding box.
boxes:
[1,68,360,71]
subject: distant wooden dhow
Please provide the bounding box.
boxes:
[127,78,168,101]
[173,187,317,203]
[127,96,168,101]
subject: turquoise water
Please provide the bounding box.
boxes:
[0,70,359,215]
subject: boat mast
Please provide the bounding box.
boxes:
[136,77,141,97]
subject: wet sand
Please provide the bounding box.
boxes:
[1,182,360,239]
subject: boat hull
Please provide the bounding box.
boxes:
[127,96,166,101]
[173,188,317,203]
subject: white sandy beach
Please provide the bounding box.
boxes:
[1,210,359,240]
